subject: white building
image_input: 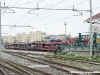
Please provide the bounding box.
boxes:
[2,31,47,44]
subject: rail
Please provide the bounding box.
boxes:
[0,68,7,75]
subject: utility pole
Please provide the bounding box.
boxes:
[0,2,1,54]
[90,0,93,57]
[64,22,67,40]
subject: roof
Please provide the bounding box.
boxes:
[84,12,100,22]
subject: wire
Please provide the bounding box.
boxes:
[9,0,22,6]
[45,0,66,7]
[34,16,74,28]
[15,13,28,24]
[2,16,17,32]
[7,0,13,6]
[3,13,29,33]
[23,0,68,24]
[2,0,22,17]
[3,0,89,35]
[14,0,42,25]
[9,0,40,6]
[1,0,13,16]
[3,0,45,34]
[76,0,84,9]
[3,15,16,22]
[26,0,88,25]
[92,7,100,10]
[27,0,89,29]
[3,16,15,24]
[15,0,44,25]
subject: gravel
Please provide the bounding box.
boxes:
[0,52,69,75]
[1,50,100,75]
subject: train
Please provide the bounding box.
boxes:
[4,41,66,52]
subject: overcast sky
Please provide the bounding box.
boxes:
[1,0,100,37]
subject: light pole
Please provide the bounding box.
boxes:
[64,22,67,40]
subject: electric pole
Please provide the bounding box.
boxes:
[0,2,1,53]
[90,0,93,57]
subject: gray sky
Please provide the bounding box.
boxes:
[1,0,100,37]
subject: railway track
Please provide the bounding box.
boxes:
[3,51,100,75]
[8,53,74,75]
[0,68,7,75]
[4,51,97,75]
[0,60,25,75]
[0,58,52,75]
[17,51,100,65]
[1,51,73,75]
[5,51,100,65]
[0,59,34,75]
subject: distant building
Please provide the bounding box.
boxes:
[2,35,15,44]
[15,33,22,43]
[2,31,71,43]
[2,31,47,44]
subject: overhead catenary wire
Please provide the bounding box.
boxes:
[2,0,89,26]
[9,0,22,7]
[1,0,90,26]
[2,0,68,35]
[2,0,90,34]
[1,0,13,16]
[34,16,74,28]
[25,0,89,25]
[25,0,67,31]
[14,0,44,25]
[3,13,30,32]
[3,0,45,34]
[2,0,40,25]
[9,0,42,6]
[3,16,15,24]
[23,0,68,25]
[92,7,100,10]
[1,6,89,11]
[44,0,67,7]
[76,0,84,9]
[13,0,43,25]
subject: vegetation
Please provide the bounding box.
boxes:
[45,52,100,62]
[85,63,92,67]
[54,58,65,63]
